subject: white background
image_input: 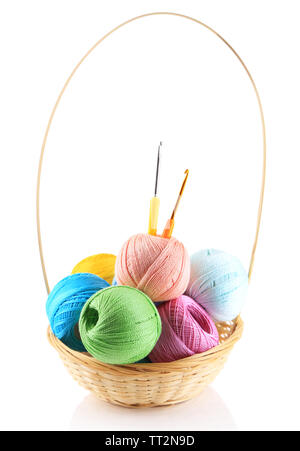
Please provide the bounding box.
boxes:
[0,0,299,431]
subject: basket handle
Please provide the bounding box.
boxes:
[37,12,266,295]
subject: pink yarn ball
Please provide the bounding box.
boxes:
[115,234,190,302]
[149,295,219,362]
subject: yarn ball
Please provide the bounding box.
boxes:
[115,233,190,302]
[149,295,219,363]
[79,286,162,364]
[186,249,248,322]
[72,253,116,284]
[46,273,109,351]
[112,277,118,286]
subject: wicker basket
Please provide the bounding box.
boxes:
[37,12,266,408]
[47,319,243,408]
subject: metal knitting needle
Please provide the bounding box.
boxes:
[148,142,162,235]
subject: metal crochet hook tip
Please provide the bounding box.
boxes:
[154,142,162,196]
[179,169,189,196]
[171,169,190,219]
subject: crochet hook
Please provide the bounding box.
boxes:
[162,169,189,238]
[148,142,162,235]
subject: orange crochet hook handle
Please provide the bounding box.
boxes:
[161,218,175,238]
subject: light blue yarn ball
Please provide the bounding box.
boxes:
[46,273,110,351]
[186,249,248,322]
[112,276,118,286]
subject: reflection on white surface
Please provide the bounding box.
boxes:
[70,387,237,431]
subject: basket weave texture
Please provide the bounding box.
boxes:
[47,316,243,408]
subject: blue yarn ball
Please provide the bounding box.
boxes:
[46,273,109,351]
[186,249,248,321]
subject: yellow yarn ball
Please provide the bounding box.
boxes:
[72,253,116,285]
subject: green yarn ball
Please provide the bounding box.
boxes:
[79,286,161,364]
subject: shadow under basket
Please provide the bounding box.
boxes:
[47,317,243,408]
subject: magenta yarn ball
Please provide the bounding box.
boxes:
[149,295,219,362]
[115,233,190,302]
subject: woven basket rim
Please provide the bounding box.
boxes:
[47,316,243,374]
